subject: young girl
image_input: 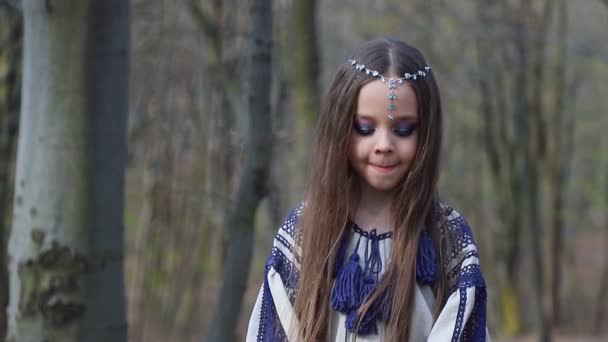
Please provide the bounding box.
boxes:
[247,38,489,341]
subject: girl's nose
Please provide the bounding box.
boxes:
[374,130,394,154]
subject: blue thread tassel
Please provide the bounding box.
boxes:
[330,247,363,312]
[416,230,437,285]
[346,307,377,336]
[345,276,378,336]
[345,275,392,335]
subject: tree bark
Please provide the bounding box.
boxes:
[205,0,273,340]
[0,5,22,340]
[6,1,129,341]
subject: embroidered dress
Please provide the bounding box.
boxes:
[246,204,490,341]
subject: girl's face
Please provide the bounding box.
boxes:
[348,79,419,193]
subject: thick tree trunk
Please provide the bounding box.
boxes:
[0,6,22,340]
[6,1,129,341]
[205,0,273,340]
[80,1,129,341]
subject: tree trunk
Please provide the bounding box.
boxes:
[205,0,273,340]
[512,2,550,339]
[474,1,564,338]
[0,5,22,340]
[474,1,523,334]
[548,0,569,327]
[594,151,608,333]
[6,1,129,341]
[290,0,320,205]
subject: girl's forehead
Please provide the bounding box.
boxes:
[356,79,418,119]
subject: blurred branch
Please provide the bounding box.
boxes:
[182,0,219,51]
[182,0,246,118]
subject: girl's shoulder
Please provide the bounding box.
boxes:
[276,202,305,242]
[437,201,479,246]
[267,203,305,266]
[437,202,486,289]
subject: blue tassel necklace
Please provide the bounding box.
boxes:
[329,222,438,336]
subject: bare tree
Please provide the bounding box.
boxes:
[289,0,320,204]
[594,176,608,333]
[184,0,245,269]
[0,4,22,339]
[474,0,574,339]
[205,0,273,339]
[6,0,129,341]
[475,0,526,334]
[546,0,572,327]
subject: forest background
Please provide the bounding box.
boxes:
[0,0,607,341]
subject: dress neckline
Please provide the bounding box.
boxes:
[348,221,393,240]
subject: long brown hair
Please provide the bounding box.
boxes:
[292,38,449,341]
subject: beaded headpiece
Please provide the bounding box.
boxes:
[348,58,431,120]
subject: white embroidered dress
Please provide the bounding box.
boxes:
[246,204,490,341]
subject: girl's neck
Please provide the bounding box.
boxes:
[351,182,394,234]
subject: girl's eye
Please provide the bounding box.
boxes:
[393,124,417,137]
[354,122,375,136]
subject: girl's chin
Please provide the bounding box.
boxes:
[363,180,399,193]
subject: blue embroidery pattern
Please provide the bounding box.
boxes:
[451,264,487,341]
[256,206,303,341]
[445,210,487,342]
[279,204,303,241]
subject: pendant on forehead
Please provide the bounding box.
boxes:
[386,78,401,121]
[349,59,431,121]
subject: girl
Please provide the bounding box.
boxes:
[247,38,489,341]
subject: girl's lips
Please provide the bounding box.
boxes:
[370,163,397,173]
